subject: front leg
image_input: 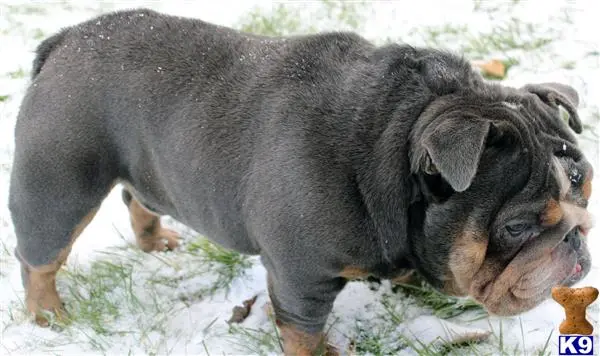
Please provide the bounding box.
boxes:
[264,261,345,355]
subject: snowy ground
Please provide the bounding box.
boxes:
[1,1,599,355]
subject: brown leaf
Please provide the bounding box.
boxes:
[227,295,258,324]
[472,59,506,79]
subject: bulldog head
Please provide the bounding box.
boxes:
[409,82,593,315]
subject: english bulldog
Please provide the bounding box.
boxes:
[9,8,593,355]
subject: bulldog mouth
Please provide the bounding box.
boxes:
[553,227,589,284]
[478,230,588,315]
[561,251,590,285]
[571,263,583,276]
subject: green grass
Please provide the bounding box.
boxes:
[352,322,408,355]
[237,0,366,36]
[58,260,135,335]
[32,28,45,40]
[8,68,26,79]
[187,237,251,272]
[238,4,302,36]
[349,291,492,355]
[0,95,9,102]
[4,4,48,15]
[411,19,555,63]
[227,302,341,355]
[29,234,255,353]
[178,236,253,300]
[346,293,409,354]
[406,0,561,70]
[321,0,366,31]
[535,329,554,356]
[393,276,487,320]
[0,240,12,277]
[226,306,285,356]
[353,330,403,354]
[561,60,576,70]
[401,336,494,356]
[48,254,154,353]
[227,324,283,356]
[581,110,600,140]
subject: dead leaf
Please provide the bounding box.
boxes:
[227,295,258,324]
[472,59,506,79]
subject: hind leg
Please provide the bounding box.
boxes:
[121,189,180,252]
[16,207,101,326]
[9,161,114,326]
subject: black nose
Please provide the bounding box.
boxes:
[564,228,582,250]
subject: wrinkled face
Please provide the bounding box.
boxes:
[411,102,594,316]
[452,157,591,316]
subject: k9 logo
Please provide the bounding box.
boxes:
[559,335,595,355]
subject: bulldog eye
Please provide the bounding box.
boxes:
[506,223,530,236]
[568,168,582,186]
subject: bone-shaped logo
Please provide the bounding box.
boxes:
[552,286,599,335]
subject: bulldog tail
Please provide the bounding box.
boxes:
[31,29,68,79]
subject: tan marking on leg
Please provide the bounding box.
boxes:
[541,199,564,227]
[541,198,592,231]
[25,207,100,326]
[445,228,488,296]
[390,270,416,285]
[278,322,338,356]
[127,195,179,252]
[339,266,370,280]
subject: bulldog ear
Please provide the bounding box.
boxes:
[522,82,582,133]
[420,116,490,192]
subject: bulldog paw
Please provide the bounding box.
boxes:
[149,228,180,252]
[276,319,339,356]
[136,227,180,252]
[33,304,68,328]
[27,288,68,327]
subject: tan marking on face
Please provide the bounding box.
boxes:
[25,207,100,326]
[582,173,592,201]
[469,202,592,316]
[561,201,593,232]
[464,159,594,316]
[127,195,179,252]
[277,321,336,356]
[544,161,592,229]
[541,199,564,226]
[446,228,488,296]
[339,266,370,280]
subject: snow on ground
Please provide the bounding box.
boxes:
[1,1,599,355]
